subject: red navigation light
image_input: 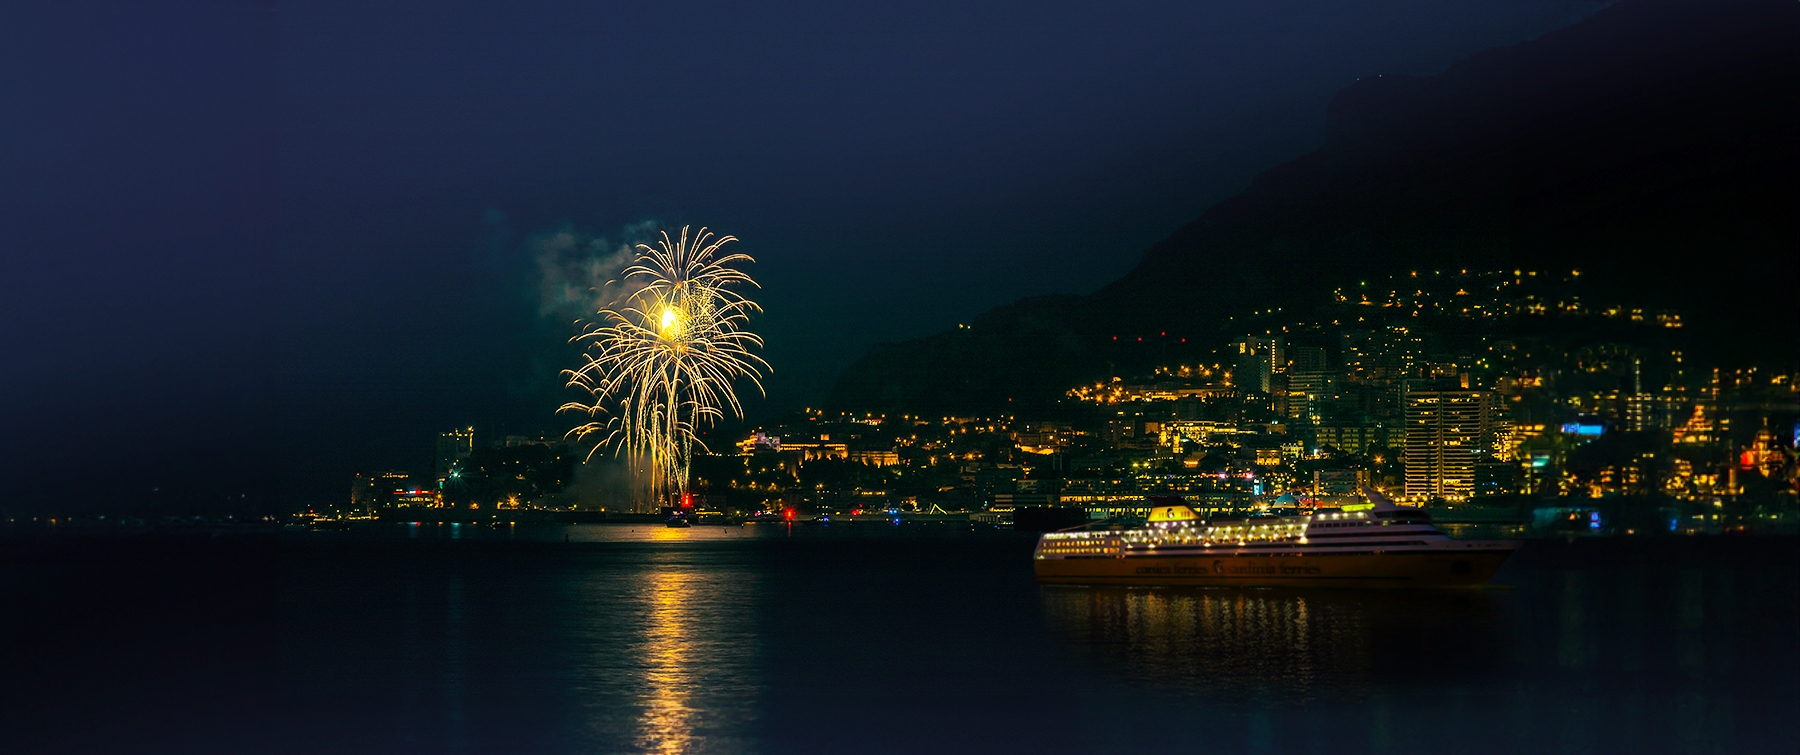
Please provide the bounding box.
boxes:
[680,492,694,509]
[783,508,795,521]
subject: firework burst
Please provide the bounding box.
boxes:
[561,226,768,507]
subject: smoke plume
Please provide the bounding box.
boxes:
[531,220,660,324]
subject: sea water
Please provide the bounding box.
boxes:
[3,525,1794,754]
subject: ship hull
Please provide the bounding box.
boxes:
[1034,548,1516,587]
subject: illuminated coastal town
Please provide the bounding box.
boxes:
[336,268,1797,536]
[7,2,1798,753]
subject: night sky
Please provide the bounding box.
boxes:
[1,1,1605,511]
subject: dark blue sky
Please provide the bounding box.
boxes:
[0,0,1602,509]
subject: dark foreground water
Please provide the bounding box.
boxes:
[3,525,1796,754]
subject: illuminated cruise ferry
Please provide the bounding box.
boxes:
[1034,487,1518,587]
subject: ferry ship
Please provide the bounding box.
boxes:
[1034,487,1518,587]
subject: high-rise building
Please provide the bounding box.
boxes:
[1379,327,1429,380]
[1266,372,1290,417]
[436,426,475,483]
[1402,390,1499,503]
[1313,423,1386,454]
[1287,370,1338,423]
[1231,336,1284,393]
[1626,393,1685,431]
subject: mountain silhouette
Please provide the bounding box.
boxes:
[828,0,1798,415]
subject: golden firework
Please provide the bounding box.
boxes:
[561,226,768,507]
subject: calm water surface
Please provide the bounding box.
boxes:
[3,525,1795,754]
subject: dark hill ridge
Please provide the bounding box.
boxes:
[827,0,1798,415]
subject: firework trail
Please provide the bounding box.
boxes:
[561,226,768,507]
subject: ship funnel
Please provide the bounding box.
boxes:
[1147,504,1199,522]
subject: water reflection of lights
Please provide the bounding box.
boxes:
[624,556,759,754]
[1040,587,1500,700]
[638,570,698,755]
[648,527,698,542]
[559,524,754,543]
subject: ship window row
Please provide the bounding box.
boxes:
[1040,544,1120,555]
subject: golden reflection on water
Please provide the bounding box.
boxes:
[621,554,759,755]
[647,527,696,542]
[562,524,754,543]
[1040,586,1498,699]
[637,569,698,755]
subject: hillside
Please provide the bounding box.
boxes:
[827,0,1798,415]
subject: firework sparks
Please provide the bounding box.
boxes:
[561,226,768,507]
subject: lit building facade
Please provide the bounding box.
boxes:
[436,426,475,483]
[1286,370,1338,422]
[1402,390,1498,503]
[1231,335,1284,393]
[1314,424,1387,455]
[351,470,413,512]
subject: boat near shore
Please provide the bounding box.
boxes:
[1034,487,1518,587]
